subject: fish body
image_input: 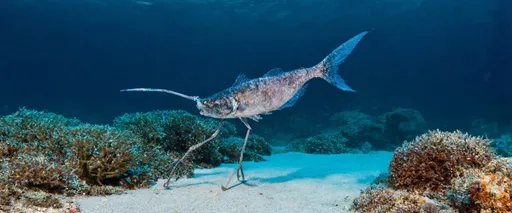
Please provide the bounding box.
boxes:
[120,31,369,190]
[198,67,316,119]
[197,31,368,121]
[121,31,368,121]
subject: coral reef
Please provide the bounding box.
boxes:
[492,134,512,157]
[256,108,427,155]
[0,109,174,197]
[0,108,271,212]
[389,130,495,192]
[285,132,350,154]
[378,108,428,147]
[113,110,270,167]
[275,108,427,155]
[327,109,428,151]
[351,130,512,212]
[22,191,63,208]
[113,110,236,168]
[329,111,383,149]
[352,184,455,213]
[446,159,512,212]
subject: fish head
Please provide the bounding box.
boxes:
[196,97,234,118]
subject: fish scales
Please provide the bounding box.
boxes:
[120,31,369,190]
[226,68,318,118]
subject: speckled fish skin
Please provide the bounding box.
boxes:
[198,67,319,119]
[197,31,368,120]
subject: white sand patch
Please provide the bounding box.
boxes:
[76,151,393,213]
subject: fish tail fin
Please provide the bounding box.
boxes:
[316,31,368,92]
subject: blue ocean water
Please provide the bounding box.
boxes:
[1,0,510,132]
[1,0,512,212]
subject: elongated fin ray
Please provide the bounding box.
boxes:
[278,84,309,110]
[120,88,199,101]
[232,73,250,86]
[249,115,262,122]
[262,68,284,77]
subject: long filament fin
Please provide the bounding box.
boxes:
[120,88,198,101]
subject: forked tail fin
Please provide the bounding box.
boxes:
[317,31,368,92]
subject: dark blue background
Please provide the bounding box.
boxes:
[1,0,510,133]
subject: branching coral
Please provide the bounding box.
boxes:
[0,108,198,211]
[1,108,272,211]
[389,130,496,193]
[469,172,512,212]
[5,151,78,191]
[447,159,512,212]
[113,110,237,168]
[67,124,143,187]
[351,184,455,213]
[352,130,512,213]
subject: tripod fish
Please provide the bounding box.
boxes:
[121,31,368,190]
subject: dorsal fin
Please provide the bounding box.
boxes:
[232,73,250,86]
[262,68,284,77]
[278,84,309,110]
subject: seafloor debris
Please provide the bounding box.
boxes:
[351,130,512,212]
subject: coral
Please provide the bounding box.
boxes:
[285,132,348,154]
[389,130,496,193]
[469,172,512,212]
[379,108,428,146]
[0,108,272,212]
[351,184,455,213]
[0,177,22,208]
[447,159,512,212]
[0,108,80,159]
[492,134,512,157]
[88,185,125,196]
[0,108,196,211]
[66,124,147,188]
[446,168,483,210]
[22,191,63,208]
[329,111,383,148]
[218,135,272,163]
[361,141,372,154]
[5,151,79,192]
[113,110,236,168]
[352,130,512,213]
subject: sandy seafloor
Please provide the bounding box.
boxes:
[76,151,393,213]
